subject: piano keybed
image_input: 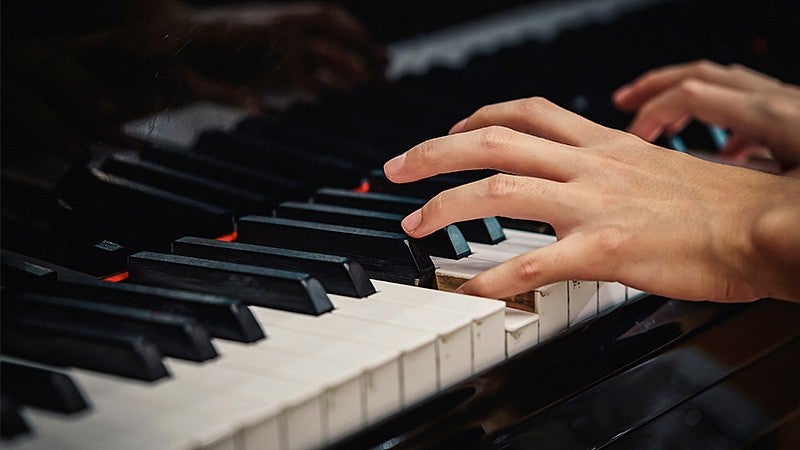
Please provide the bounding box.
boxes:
[3,0,799,448]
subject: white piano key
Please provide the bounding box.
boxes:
[214,339,362,445]
[250,308,438,408]
[329,295,474,389]
[368,279,506,372]
[504,308,540,357]
[240,314,401,425]
[568,280,598,326]
[598,281,627,312]
[627,286,648,302]
[433,256,569,341]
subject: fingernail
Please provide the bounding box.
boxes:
[454,284,466,294]
[449,118,468,134]
[401,209,422,233]
[613,84,632,103]
[383,153,406,176]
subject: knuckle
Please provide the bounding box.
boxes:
[485,173,517,200]
[478,125,513,152]
[691,59,720,79]
[514,255,544,282]
[592,226,627,259]
[424,191,449,217]
[678,78,704,100]
[412,139,439,167]
[518,96,553,115]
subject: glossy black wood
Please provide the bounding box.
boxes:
[24,278,264,343]
[128,251,333,315]
[0,318,168,382]
[313,188,506,244]
[277,201,472,259]
[237,215,436,287]
[0,360,89,414]
[172,236,376,298]
[4,292,218,362]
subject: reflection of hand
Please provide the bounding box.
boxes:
[613,60,800,174]
[158,2,387,100]
[383,97,800,303]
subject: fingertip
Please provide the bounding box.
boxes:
[612,84,632,105]
[383,152,406,178]
[401,209,422,234]
[449,118,468,134]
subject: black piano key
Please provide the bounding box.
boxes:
[172,236,376,298]
[97,152,273,214]
[128,251,333,315]
[0,318,169,382]
[277,201,471,260]
[193,130,365,189]
[313,188,506,244]
[366,169,493,198]
[237,215,436,287]
[1,394,30,438]
[1,253,57,288]
[26,278,264,343]
[140,145,308,201]
[55,167,234,250]
[1,360,89,414]
[498,217,556,236]
[1,210,129,277]
[4,292,218,362]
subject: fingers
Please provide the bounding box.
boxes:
[449,97,611,146]
[626,79,776,143]
[399,174,576,238]
[613,59,783,112]
[456,234,605,299]
[385,125,584,186]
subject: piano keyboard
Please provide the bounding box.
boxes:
[4,0,799,448]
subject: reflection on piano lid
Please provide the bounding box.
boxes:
[2,0,799,449]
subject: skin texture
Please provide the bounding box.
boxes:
[384,61,800,303]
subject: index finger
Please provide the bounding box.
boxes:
[384,125,583,184]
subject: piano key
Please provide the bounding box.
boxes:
[1,210,129,277]
[1,394,29,439]
[5,292,218,362]
[213,339,365,445]
[27,278,264,343]
[56,167,234,250]
[365,169,489,198]
[598,281,627,312]
[97,152,273,214]
[127,251,333,315]
[368,279,506,372]
[276,201,472,259]
[249,308,438,407]
[432,255,569,341]
[236,216,436,288]
[235,318,401,424]
[504,308,540,357]
[497,217,556,235]
[0,318,168,381]
[171,236,376,298]
[328,295,474,388]
[140,144,307,201]
[312,188,506,244]
[0,360,89,414]
[567,280,599,326]
[1,253,57,288]
[193,130,365,188]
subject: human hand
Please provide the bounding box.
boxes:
[613,60,800,174]
[165,2,387,98]
[383,97,800,302]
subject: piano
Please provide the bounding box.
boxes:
[2,0,799,448]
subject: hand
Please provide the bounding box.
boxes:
[155,2,387,98]
[613,60,800,174]
[383,97,800,303]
